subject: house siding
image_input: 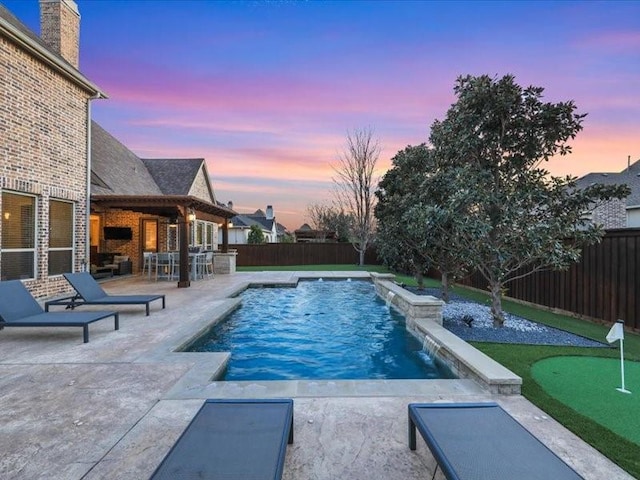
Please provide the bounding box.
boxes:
[189,167,214,203]
[0,34,90,299]
[628,208,640,228]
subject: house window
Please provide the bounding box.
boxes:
[1,192,36,280]
[195,221,204,248]
[205,223,215,250]
[48,200,74,275]
[167,224,178,251]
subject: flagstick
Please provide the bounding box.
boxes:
[617,338,631,394]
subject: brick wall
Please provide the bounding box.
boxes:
[0,34,90,299]
[591,198,627,229]
[39,0,80,68]
[98,210,169,273]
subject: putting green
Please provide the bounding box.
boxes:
[532,356,640,446]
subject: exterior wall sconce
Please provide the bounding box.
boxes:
[187,209,196,223]
[3,212,10,221]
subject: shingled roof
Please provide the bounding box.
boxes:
[90,122,162,195]
[141,158,204,196]
[575,158,640,208]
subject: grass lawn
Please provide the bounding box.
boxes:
[238,264,640,477]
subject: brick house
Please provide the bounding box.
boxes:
[0,0,105,297]
[576,157,640,229]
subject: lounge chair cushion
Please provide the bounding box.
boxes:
[408,402,583,480]
[0,280,44,321]
[151,399,294,480]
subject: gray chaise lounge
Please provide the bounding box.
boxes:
[45,272,165,316]
[150,399,294,480]
[0,280,119,343]
[408,402,584,480]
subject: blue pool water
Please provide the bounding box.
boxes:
[187,280,453,380]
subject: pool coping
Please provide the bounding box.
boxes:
[140,271,521,398]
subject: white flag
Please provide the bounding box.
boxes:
[606,321,624,343]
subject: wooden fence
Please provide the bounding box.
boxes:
[231,243,380,267]
[459,228,640,329]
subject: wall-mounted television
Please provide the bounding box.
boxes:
[104,226,133,240]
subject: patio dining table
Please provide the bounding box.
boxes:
[145,252,208,281]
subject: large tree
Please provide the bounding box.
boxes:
[376,145,433,287]
[430,74,629,326]
[376,144,471,298]
[333,127,380,265]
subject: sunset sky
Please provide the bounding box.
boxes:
[5,0,639,229]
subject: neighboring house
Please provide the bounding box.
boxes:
[294,223,338,243]
[0,0,105,297]
[90,123,235,277]
[575,158,640,229]
[223,205,280,244]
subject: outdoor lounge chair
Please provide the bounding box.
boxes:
[45,272,165,316]
[150,399,294,480]
[0,280,119,343]
[408,402,584,480]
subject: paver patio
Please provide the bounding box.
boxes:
[0,273,632,479]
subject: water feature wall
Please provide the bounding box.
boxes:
[371,273,522,394]
[371,273,443,326]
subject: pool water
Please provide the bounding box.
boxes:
[187,280,453,381]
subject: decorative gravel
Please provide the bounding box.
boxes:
[407,287,606,347]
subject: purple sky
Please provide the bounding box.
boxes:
[5,0,639,229]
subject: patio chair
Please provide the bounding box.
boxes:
[0,280,119,343]
[155,252,175,281]
[150,399,294,480]
[45,272,165,316]
[408,402,584,480]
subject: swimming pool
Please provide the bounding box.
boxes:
[186,279,454,381]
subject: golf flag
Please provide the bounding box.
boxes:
[607,319,631,394]
[606,320,624,343]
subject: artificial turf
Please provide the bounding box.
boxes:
[532,356,640,446]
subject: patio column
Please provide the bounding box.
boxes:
[178,207,190,288]
[222,218,229,253]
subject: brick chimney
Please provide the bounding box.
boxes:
[40,0,80,68]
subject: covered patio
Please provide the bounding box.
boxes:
[91,194,236,287]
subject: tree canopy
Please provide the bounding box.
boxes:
[374,74,630,325]
[247,224,265,244]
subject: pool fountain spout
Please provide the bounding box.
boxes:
[385,291,396,308]
[422,335,441,358]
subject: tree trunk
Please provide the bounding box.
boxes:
[489,281,505,327]
[359,248,365,266]
[441,271,450,302]
[415,271,424,290]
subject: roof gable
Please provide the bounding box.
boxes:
[141,158,203,196]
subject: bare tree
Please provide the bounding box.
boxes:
[306,203,330,241]
[333,127,380,265]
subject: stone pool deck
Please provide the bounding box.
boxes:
[0,272,633,479]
